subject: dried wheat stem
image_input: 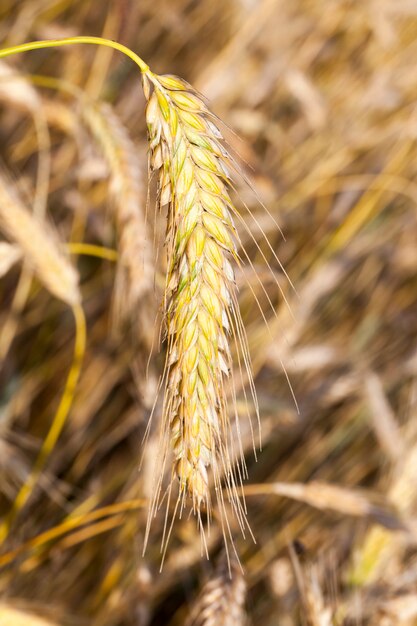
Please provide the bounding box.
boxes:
[143,71,255,539]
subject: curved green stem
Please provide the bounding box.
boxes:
[0,36,149,74]
[67,242,118,262]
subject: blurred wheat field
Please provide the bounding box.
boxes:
[0,1,417,625]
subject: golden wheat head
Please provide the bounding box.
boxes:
[142,71,257,552]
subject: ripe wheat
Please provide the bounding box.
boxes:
[143,71,256,550]
[185,552,247,626]
[82,99,154,340]
[0,36,260,558]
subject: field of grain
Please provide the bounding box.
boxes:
[0,1,417,625]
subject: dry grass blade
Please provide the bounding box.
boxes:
[243,481,402,528]
[185,552,247,626]
[0,172,79,307]
[364,371,405,462]
[143,70,257,550]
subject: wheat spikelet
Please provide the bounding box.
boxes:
[0,173,79,307]
[81,99,154,337]
[143,71,256,548]
[185,553,247,626]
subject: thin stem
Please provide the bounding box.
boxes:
[0,499,145,570]
[67,242,118,262]
[0,36,149,74]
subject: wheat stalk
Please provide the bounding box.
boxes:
[143,71,256,549]
[0,173,79,307]
[0,35,259,556]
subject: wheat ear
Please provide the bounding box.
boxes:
[81,100,154,338]
[0,36,257,543]
[0,173,79,307]
[143,71,256,547]
[185,552,247,626]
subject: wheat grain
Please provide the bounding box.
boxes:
[0,173,79,307]
[142,71,256,550]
